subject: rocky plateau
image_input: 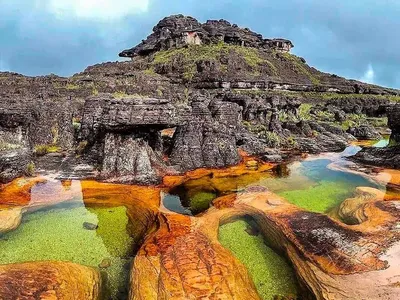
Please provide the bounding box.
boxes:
[1,14,400,300]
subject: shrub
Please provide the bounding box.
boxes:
[34,145,60,156]
[0,142,21,151]
[113,91,127,99]
[298,104,312,120]
[265,131,281,148]
[66,83,79,90]
[26,162,35,177]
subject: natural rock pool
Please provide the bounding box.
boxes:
[0,138,399,300]
[219,218,299,300]
[0,189,136,299]
[163,140,390,216]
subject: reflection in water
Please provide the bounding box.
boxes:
[219,218,299,300]
[0,180,135,300]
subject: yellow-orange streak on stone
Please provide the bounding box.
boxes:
[0,261,101,300]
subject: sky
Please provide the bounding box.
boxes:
[0,0,399,88]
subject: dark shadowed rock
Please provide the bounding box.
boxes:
[347,125,381,140]
[352,104,400,168]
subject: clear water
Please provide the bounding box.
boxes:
[0,181,136,300]
[163,142,388,215]
[0,138,395,300]
[219,219,299,300]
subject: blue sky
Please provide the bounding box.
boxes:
[1,0,399,88]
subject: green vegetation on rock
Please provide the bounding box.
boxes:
[151,43,271,80]
[0,142,22,151]
[281,53,321,85]
[34,144,60,156]
[219,219,299,300]
[0,205,134,299]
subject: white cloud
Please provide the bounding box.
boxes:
[360,64,375,84]
[44,0,149,20]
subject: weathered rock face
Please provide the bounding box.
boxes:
[170,97,241,170]
[0,148,31,183]
[102,132,167,184]
[352,104,400,168]
[347,125,381,140]
[119,15,293,58]
[0,261,101,300]
[79,95,190,183]
[388,103,400,145]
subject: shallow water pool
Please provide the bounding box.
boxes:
[0,182,137,300]
[219,218,299,300]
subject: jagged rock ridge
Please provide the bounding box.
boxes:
[119,14,294,58]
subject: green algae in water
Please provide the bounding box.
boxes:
[0,205,134,299]
[189,191,216,214]
[278,180,356,213]
[276,159,383,213]
[219,220,299,300]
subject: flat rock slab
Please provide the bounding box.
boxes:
[0,261,101,300]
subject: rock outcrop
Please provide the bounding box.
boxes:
[1,14,400,184]
[0,261,101,300]
[352,104,400,167]
[119,15,293,58]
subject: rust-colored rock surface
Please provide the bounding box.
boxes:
[0,261,101,300]
[130,183,400,300]
[130,213,261,300]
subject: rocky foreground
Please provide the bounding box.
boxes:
[1,14,400,300]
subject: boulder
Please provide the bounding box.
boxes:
[347,125,381,140]
[0,207,22,234]
[0,148,31,183]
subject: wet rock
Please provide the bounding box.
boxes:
[83,222,98,230]
[352,104,400,167]
[0,261,101,300]
[99,258,111,268]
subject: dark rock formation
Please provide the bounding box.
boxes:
[79,95,190,184]
[347,125,381,140]
[119,15,293,58]
[1,15,400,183]
[0,149,31,183]
[170,97,241,170]
[352,104,400,168]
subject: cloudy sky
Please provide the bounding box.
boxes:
[1,0,399,88]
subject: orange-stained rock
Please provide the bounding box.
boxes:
[130,213,261,300]
[0,177,46,208]
[163,157,275,188]
[0,261,101,300]
[200,188,400,300]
